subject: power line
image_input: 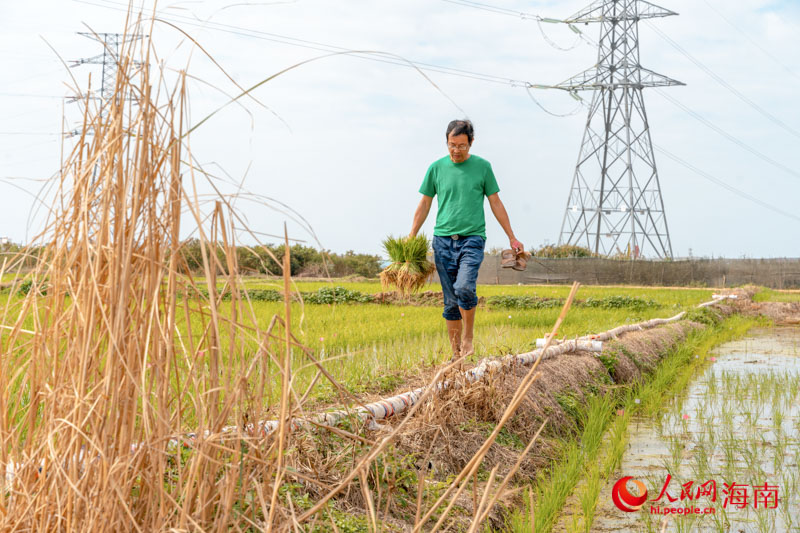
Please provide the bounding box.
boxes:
[0,92,66,99]
[77,0,601,121]
[73,0,800,226]
[655,144,800,224]
[653,88,800,181]
[568,93,799,225]
[440,0,591,50]
[0,131,63,136]
[645,20,800,141]
[76,0,549,89]
[440,0,543,20]
[524,86,583,117]
[702,0,800,81]
[535,19,583,51]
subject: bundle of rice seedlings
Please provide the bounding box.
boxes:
[380,234,436,295]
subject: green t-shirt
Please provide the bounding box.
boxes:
[419,154,500,239]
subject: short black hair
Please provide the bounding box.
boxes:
[446,119,474,144]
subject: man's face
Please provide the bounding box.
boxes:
[447,132,472,163]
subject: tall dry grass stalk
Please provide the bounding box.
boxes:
[0,15,560,532]
[0,19,297,531]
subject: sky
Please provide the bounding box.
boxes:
[1,0,799,259]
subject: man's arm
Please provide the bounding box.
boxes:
[409,195,433,238]
[487,193,524,252]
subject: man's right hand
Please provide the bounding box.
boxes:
[409,195,433,241]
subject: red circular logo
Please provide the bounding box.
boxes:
[612,476,648,512]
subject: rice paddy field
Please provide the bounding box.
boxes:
[4,22,799,531]
[166,279,719,403]
[4,246,799,532]
[549,327,800,533]
[0,278,717,408]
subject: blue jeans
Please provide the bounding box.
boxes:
[432,235,485,320]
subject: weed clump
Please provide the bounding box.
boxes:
[197,286,374,304]
[13,278,48,296]
[486,295,562,309]
[684,306,724,326]
[380,235,436,295]
[304,286,374,304]
[487,294,659,311]
[581,295,659,310]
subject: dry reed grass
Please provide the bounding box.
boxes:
[0,15,556,531]
[0,9,735,531]
[0,16,307,531]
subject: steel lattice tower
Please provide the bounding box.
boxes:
[70,33,145,125]
[556,0,683,259]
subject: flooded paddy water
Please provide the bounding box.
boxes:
[588,327,800,533]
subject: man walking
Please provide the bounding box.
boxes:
[409,119,524,359]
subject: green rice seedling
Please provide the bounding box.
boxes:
[707,373,718,398]
[691,440,711,481]
[577,463,600,533]
[667,434,684,473]
[568,506,582,532]
[641,508,657,533]
[602,414,629,478]
[789,376,800,403]
[773,403,785,433]
[722,434,737,475]
[755,507,773,533]
[711,505,727,533]
[380,234,436,295]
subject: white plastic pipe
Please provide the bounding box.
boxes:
[198,293,740,441]
[535,338,603,351]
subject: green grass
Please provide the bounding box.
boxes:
[0,281,782,424]
[0,281,735,411]
[247,283,710,401]
[229,300,700,404]
[0,281,720,434]
[236,278,715,304]
[753,287,800,302]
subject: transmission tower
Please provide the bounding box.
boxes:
[556,0,682,259]
[69,32,145,131]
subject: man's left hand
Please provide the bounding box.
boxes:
[510,239,524,253]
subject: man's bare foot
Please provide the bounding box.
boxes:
[461,338,474,358]
[450,346,462,361]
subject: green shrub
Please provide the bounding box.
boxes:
[486,295,562,309]
[683,307,722,326]
[534,244,595,258]
[303,286,373,304]
[177,239,381,277]
[581,295,659,311]
[487,294,659,311]
[193,286,373,305]
[16,279,48,296]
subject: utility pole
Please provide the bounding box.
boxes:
[556,0,682,259]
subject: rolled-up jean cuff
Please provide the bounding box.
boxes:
[443,310,462,320]
[457,299,478,311]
